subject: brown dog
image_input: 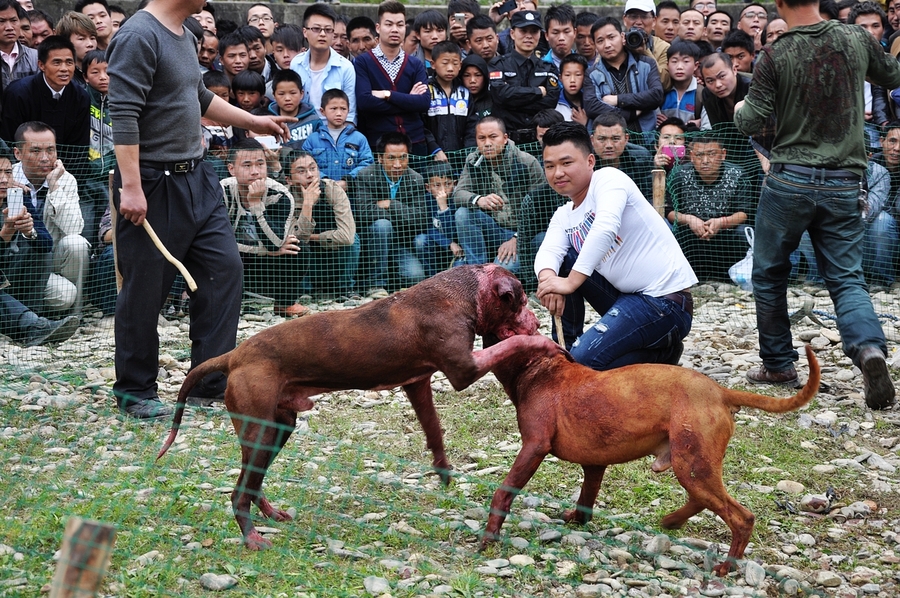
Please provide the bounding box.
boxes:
[156,265,561,550]
[480,341,820,576]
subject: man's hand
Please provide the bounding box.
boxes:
[496,236,517,264]
[246,179,267,207]
[0,204,32,242]
[247,115,298,144]
[371,89,391,100]
[733,99,745,114]
[46,159,66,193]
[411,82,429,95]
[654,150,673,169]
[301,177,322,206]
[602,94,618,106]
[571,105,588,126]
[450,241,464,257]
[273,234,302,256]
[477,193,504,211]
[434,150,449,162]
[119,183,148,225]
[376,199,391,209]
[449,20,467,43]
[540,292,566,317]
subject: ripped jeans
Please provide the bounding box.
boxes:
[555,248,693,371]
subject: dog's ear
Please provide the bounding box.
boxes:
[493,274,520,305]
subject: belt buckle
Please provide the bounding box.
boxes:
[174,161,190,174]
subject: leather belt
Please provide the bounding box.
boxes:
[662,290,693,317]
[771,163,860,180]
[140,158,203,173]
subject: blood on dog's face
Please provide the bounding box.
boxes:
[474,265,539,339]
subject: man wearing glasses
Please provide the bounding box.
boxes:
[738,3,768,51]
[691,0,717,18]
[291,3,356,125]
[622,0,671,89]
[246,4,277,53]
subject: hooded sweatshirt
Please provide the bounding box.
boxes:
[257,100,320,148]
[461,54,493,148]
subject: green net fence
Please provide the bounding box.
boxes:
[1,132,899,596]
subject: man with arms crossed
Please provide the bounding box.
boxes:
[734,0,900,409]
[535,122,696,370]
[107,0,293,419]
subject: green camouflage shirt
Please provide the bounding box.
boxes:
[734,19,900,175]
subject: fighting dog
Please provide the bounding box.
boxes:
[157,265,562,549]
[480,341,820,576]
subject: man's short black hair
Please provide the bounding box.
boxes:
[201,3,216,19]
[231,69,266,95]
[203,69,231,91]
[700,50,732,72]
[848,1,888,28]
[656,116,687,132]
[183,16,204,41]
[533,109,564,129]
[272,68,303,91]
[721,29,754,55]
[37,36,76,65]
[694,40,716,58]
[432,40,461,61]
[378,1,406,20]
[304,3,338,27]
[218,32,248,55]
[271,24,305,51]
[82,49,106,73]
[476,115,507,135]
[424,160,455,181]
[414,9,448,33]
[246,3,272,18]
[27,9,54,30]
[706,10,732,27]
[559,52,588,73]
[236,25,266,45]
[545,3,577,30]
[591,16,623,39]
[817,0,840,19]
[74,0,110,13]
[321,88,349,108]
[667,39,701,60]
[348,15,377,36]
[448,0,481,17]
[656,0,680,13]
[229,138,266,163]
[739,3,768,18]
[376,131,412,154]
[541,121,593,156]
[689,131,724,147]
[15,121,56,143]
[466,14,496,37]
[575,11,600,29]
[593,112,628,131]
[881,120,900,137]
[0,0,20,14]
[108,4,126,16]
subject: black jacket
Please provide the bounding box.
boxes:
[489,50,560,133]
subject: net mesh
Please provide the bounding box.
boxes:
[0,131,897,596]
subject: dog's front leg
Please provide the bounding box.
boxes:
[562,465,606,524]
[444,335,564,391]
[403,378,452,485]
[480,442,550,549]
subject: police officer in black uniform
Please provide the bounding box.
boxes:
[489,10,560,145]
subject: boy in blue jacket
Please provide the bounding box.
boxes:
[302,89,374,193]
[254,69,320,149]
[415,161,464,276]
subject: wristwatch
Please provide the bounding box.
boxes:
[22,229,37,240]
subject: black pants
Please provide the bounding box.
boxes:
[113,162,242,404]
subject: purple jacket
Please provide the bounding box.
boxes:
[354,49,430,147]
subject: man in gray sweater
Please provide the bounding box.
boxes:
[107,0,293,420]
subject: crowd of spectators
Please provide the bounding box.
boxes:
[1,0,899,345]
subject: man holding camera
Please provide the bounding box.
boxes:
[489,10,560,145]
[622,0,671,89]
[585,16,664,134]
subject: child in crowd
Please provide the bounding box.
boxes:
[424,41,471,161]
[302,89,373,192]
[556,53,589,126]
[55,11,98,86]
[461,53,492,147]
[413,9,448,77]
[201,71,236,174]
[415,161,463,277]
[232,69,267,113]
[270,24,305,70]
[256,69,320,149]
[653,116,691,172]
[534,109,565,142]
[82,50,114,246]
[660,41,701,125]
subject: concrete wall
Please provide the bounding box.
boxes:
[45,2,770,29]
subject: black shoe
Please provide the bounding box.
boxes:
[664,338,685,366]
[119,397,173,420]
[22,315,80,347]
[186,381,226,406]
[859,347,896,410]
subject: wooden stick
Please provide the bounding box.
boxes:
[553,314,565,350]
[141,220,199,292]
[109,171,123,293]
[48,517,116,598]
[651,168,666,218]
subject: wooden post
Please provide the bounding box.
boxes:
[651,168,667,218]
[49,517,116,598]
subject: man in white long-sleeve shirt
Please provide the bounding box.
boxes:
[535,121,697,370]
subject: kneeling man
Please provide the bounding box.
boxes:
[536,122,697,370]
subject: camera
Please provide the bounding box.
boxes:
[625,27,649,51]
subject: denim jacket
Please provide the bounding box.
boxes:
[585,52,663,132]
[303,123,374,182]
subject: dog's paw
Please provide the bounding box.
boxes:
[244,530,273,551]
[478,531,499,552]
[561,508,590,524]
[713,560,734,577]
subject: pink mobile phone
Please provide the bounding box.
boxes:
[661,145,686,159]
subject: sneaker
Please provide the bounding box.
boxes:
[119,397,173,420]
[22,315,80,347]
[273,303,311,318]
[366,287,389,299]
[746,364,800,387]
[859,347,896,410]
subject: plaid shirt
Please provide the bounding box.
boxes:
[372,44,405,83]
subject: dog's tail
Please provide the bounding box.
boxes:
[726,345,820,413]
[156,353,232,461]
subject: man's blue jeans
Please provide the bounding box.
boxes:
[752,170,886,371]
[556,248,692,370]
[369,219,425,289]
[863,211,898,285]
[454,207,518,272]
[304,234,361,295]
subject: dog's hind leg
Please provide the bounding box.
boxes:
[403,378,451,485]
[255,407,297,523]
[562,465,606,524]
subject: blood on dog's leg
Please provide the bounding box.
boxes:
[562,465,606,524]
[256,407,297,522]
[450,335,561,390]
[230,419,274,550]
[481,443,549,548]
[403,379,451,484]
